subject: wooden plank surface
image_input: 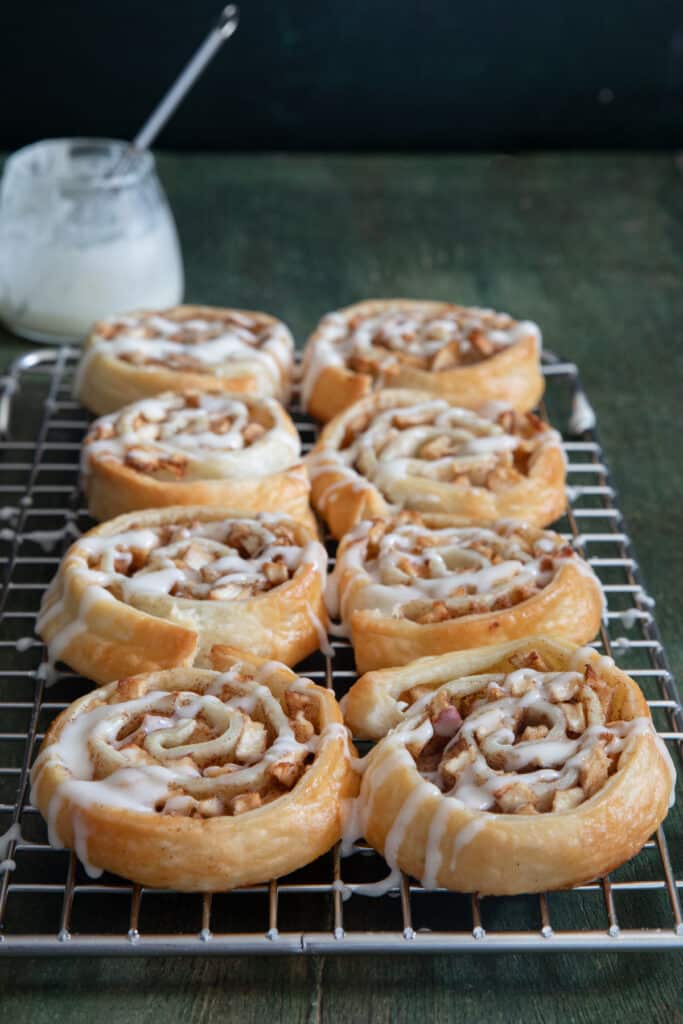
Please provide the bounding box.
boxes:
[0,151,681,1019]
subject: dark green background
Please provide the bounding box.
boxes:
[4,1,683,150]
[1,150,682,1018]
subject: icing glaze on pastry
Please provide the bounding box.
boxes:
[302,301,541,411]
[31,657,358,889]
[75,305,295,414]
[347,640,675,894]
[37,509,329,680]
[311,400,555,502]
[330,514,603,674]
[83,391,300,483]
[307,390,566,538]
[330,516,601,624]
[79,309,292,391]
[81,390,315,525]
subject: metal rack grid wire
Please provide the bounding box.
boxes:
[0,345,681,956]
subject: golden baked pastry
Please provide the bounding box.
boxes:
[330,515,603,676]
[37,507,328,684]
[75,305,294,415]
[307,389,566,540]
[82,389,314,528]
[31,650,358,890]
[301,299,544,422]
[347,638,674,894]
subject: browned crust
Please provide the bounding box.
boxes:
[308,390,566,540]
[32,658,359,890]
[77,304,293,415]
[86,460,316,532]
[303,299,544,422]
[357,638,672,893]
[344,557,603,677]
[37,506,327,684]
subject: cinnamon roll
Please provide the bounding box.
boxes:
[350,638,674,894]
[82,390,314,528]
[37,508,328,684]
[31,651,358,890]
[301,299,544,422]
[75,305,294,415]
[330,515,603,675]
[307,389,566,539]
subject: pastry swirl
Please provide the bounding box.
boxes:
[301,299,544,422]
[331,514,604,676]
[350,638,674,893]
[31,651,358,890]
[37,507,328,683]
[308,389,566,539]
[82,389,314,527]
[75,305,294,415]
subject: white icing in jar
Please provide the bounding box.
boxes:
[0,139,183,343]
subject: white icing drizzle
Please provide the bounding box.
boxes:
[308,395,561,516]
[82,391,300,483]
[75,308,294,400]
[401,666,669,812]
[421,796,457,889]
[302,303,541,408]
[326,619,350,639]
[330,879,353,901]
[446,817,488,876]
[36,660,60,688]
[346,653,676,888]
[31,663,350,876]
[37,514,327,669]
[0,822,24,873]
[329,517,601,625]
[569,391,597,434]
[72,811,102,878]
[352,868,402,898]
[0,521,81,553]
[306,603,334,658]
[383,778,438,869]
[618,608,651,629]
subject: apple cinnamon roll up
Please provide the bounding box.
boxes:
[330,515,603,674]
[349,638,674,894]
[307,389,566,539]
[82,390,314,528]
[37,507,328,684]
[31,651,358,891]
[75,304,294,415]
[301,299,544,422]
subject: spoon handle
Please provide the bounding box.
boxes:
[133,4,239,152]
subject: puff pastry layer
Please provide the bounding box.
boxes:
[37,507,328,684]
[308,389,566,539]
[301,299,544,422]
[82,389,314,528]
[31,651,358,890]
[75,305,294,415]
[331,515,603,676]
[347,638,674,894]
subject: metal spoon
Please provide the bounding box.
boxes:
[111,4,239,175]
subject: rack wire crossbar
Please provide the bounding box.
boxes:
[0,346,681,956]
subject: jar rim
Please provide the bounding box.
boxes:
[4,137,156,192]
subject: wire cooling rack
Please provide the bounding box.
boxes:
[0,346,681,956]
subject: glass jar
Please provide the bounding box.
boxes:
[0,138,184,343]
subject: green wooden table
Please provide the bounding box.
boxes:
[0,152,682,1021]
